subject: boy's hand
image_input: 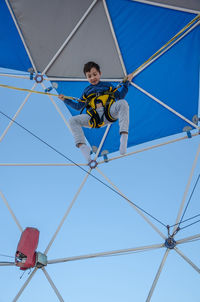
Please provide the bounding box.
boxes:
[126,73,134,82]
[58,94,65,101]
[122,74,134,83]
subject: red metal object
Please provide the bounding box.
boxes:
[15,227,39,270]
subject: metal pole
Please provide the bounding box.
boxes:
[0,191,23,232]
[42,268,64,302]
[175,247,200,273]
[48,243,164,264]
[173,143,200,233]
[146,249,169,302]
[44,172,91,254]
[13,268,38,302]
[96,167,166,239]
[0,83,38,143]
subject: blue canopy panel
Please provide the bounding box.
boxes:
[107,0,197,73]
[55,2,200,156]
[0,1,31,71]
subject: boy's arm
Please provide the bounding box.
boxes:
[114,81,129,100]
[58,94,85,111]
[113,73,134,100]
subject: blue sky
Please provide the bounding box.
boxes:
[0,68,200,302]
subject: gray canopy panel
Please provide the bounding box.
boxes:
[9,0,125,79]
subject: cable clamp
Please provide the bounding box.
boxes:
[28,68,34,80]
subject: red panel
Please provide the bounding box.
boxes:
[15,227,39,270]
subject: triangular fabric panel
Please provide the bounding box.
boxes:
[47,0,125,78]
[107,0,197,73]
[0,1,31,71]
[9,0,94,74]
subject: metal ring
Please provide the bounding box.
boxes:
[34,74,44,83]
[88,160,98,169]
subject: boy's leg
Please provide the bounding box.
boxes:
[69,114,91,162]
[79,144,91,163]
[69,114,90,146]
[109,99,129,155]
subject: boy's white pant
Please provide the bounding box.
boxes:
[69,99,129,147]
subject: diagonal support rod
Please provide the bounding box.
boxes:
[42,268,64,302]
[13,268,38,302]
[96,167,166,239]
[176,233,200,245]
[173,142,200,233]
[0,262,15,266]
[48,243,164,264]
[42,0,98,75]
[40,82,71,131]
[44,172,91,254]
[0,191,23,232]
[5,0,37,73]
[131,82,199,130]
[175,247,200,274]
[0,83,38,143]
[146,249,170,302]
[102,0,127,76]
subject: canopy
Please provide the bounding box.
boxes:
[0,0,200,155]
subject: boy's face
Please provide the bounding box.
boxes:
[85,67,101,85]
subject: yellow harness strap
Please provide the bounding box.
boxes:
[82,87,117,128]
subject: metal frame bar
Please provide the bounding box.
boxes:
[0,132,198,166]
[48,243,164,264]
[0,262,15,266]
[98,132,199,163]
[0,82,38,143]
[146,249,170,302]
[0,191,23,232]
[102,0,127,76]
[0,73,30,80]
[131,0,200,14]
[96,167,166,239]
[13,268,38,302]
[40,82,71,132]
[0,163,87,167]
[175,247,200,273]
[5,0,37,72]
[44,172,91,254]
[42,0,98,75]
[94,125,112,158]
[176,233,200,245]
[46,77,122,82]
[173,142,200,232]
[42,268,64,302]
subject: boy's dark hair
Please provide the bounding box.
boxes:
[83,61,101,75]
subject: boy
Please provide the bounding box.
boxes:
[59,61,133,163]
